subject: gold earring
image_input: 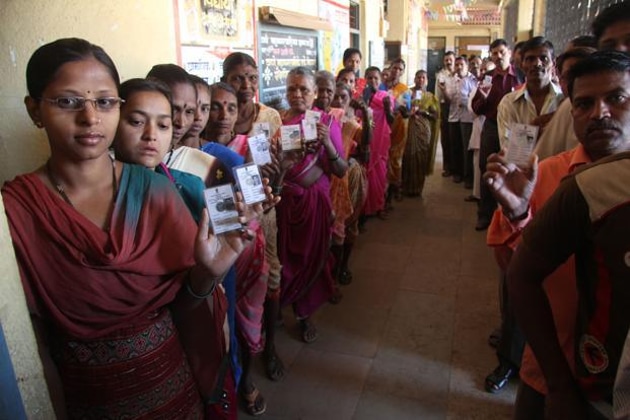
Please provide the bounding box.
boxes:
[34,121,43,128]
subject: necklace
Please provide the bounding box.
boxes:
[46,156,118,208]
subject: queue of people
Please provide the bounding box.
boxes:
[475,2,630,420]
[1,34,450,418]
[3,1,630,418]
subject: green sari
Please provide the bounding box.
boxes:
[402,88,440,196]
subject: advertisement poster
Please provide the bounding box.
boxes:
[181,45,253,83]
[178,0,255,46]
[319,0,350,73]
[177,0,255,82]
[258,26,318,106]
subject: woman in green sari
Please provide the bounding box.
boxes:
[402,70,440,197]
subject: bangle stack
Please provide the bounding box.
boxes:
[186,279,216,299]
[272,184,283,195]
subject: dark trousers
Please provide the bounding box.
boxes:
[460,122,474,186]
[448,121,463,178]
[440,103,451,172]
[514,382,611,420]
[497,270,525,368]
[477,119,500,223]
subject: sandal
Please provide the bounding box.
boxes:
[484,363,517,394]
[264,348,286,381]
[299,318,318,343]
[338,270,353,285]
[241,385,267,416]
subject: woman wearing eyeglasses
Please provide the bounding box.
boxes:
[2,38,256,419]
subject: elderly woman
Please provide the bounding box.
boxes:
[3,38,255,419]
[277,67,348,343]
[402,70,440,197]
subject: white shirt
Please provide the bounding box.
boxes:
[497,82,564,148]
[447,73,478,123]
[434,69,453,104]
[533,98,579,161]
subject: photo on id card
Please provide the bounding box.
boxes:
[505,123,539,168]
[280,124,302,151]
[247,133,272,166]
[252,122,271,140]
[233,163,266,205]
[204,184,242,234]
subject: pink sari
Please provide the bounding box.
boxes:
[364,90,393,215]
[277,109,344,318]
[226,135,269,354]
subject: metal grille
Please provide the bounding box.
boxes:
[545,0,624,51]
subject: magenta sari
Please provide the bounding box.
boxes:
[364,90,393,215]
[277,109,344,318]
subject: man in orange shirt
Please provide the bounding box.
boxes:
[486,50,630,417]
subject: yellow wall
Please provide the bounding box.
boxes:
[360,0,387,72]
[0,1,178,416]
[0,196,54,417]
[385,0,407,44]
[517,0,535,41]
[533,0,547,37]
[0,0,178,183]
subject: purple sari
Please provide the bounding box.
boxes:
[364,90,393,215]
[277,109,343,317]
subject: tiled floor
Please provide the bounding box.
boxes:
[242,167,518,419]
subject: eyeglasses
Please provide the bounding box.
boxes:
[40,96,125,111]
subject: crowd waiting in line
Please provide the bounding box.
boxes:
[2,1,630,419]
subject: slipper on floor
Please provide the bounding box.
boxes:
[484,363,517,394]
[241,385,266,416]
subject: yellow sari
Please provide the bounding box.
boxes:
[387,82,410,186]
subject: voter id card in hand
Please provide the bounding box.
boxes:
[252,122,271,139]
[247,133,272,166]
[233,163,266,205]
[204,184,242,234]
[505,123,539,168]
[280,125,302,151]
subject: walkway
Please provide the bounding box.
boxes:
[243,166,518,419]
